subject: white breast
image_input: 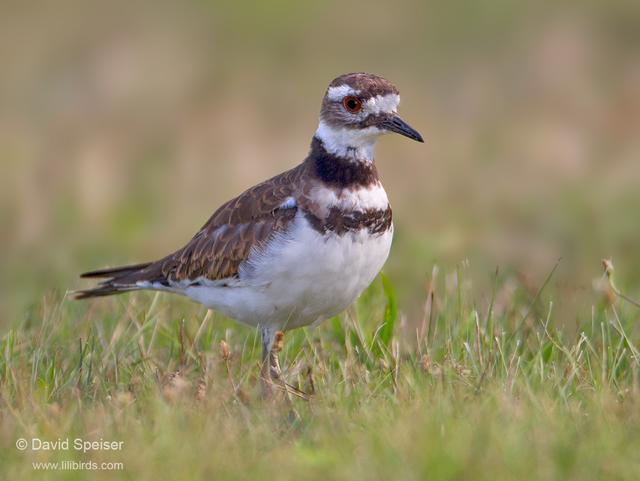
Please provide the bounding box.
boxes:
[310,182,389,215]
[244,215,393,329]
[183,200,393,330]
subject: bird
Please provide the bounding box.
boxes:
[76,72,423,394]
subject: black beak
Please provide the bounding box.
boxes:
[378,113,424,143]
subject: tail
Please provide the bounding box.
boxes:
[74,262,154,300]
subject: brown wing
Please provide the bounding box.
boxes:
[76,163,311,299]
[140,164,306,284]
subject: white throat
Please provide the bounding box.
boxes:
[315,120,381,162]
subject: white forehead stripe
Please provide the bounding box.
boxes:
[327,85,360,101]
[365,94,400,114]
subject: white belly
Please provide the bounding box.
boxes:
[184,214,393,330]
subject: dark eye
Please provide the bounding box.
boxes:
[342,96,362,113]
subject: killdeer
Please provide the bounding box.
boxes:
[77,72,423,393]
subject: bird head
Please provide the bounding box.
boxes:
[316,72,423,161]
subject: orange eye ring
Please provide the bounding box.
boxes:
[342,96,363,113]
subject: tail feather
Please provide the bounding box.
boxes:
[73,284,140,300]
[80,262,152,279]
[75,261,157,300]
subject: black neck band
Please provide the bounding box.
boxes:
[309,137,379,189]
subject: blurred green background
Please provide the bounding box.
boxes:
[1,0,639,327]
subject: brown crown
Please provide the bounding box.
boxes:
[327,72,399,100]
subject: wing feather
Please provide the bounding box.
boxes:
[76,163,310,298]
[149,164,305,283]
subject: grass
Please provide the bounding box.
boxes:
[1,263,640,480]
[1,1,639,479]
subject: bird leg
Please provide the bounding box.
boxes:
[269,331,284,379]
[260,327,284,398]
[259,328,311,406]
